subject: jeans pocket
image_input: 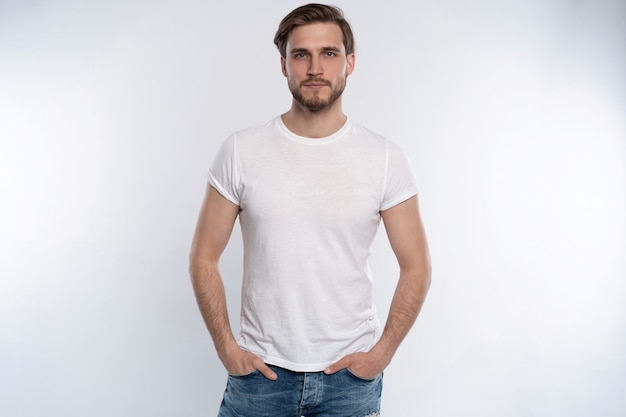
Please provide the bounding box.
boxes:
[228,369,259,378]
[345,368,381,382]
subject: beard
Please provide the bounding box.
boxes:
[288,76,346,112]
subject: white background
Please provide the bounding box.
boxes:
[1,0,625,416]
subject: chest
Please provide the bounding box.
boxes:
[237,143,386,227]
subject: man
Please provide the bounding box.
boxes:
[189,4,431,416]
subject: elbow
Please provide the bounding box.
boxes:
[423,251,433,287]
[400,253,431,289]
[423,263,432,291]
[416,260,432,292]
[188,248,219,287]
[188,247,198,278]
[411,256,432,292]
[188,247,206,282]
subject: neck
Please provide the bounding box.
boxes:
[281,98,347,138]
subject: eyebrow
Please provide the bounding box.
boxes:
[289,46,343,54]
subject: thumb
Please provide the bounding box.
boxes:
[324,356,351,375]
[256,361,278,381]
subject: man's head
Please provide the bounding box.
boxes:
[273,3,355,59]
[275,4,356,113]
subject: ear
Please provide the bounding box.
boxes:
[346,53,355,76]
[281,56,287,77]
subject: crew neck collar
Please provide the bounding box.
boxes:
[276,116,352,145]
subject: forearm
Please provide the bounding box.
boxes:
[190,261,239,362]
[375,265,431,358]
[324,265,431,377]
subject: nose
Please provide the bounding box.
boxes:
[307,55,322,76]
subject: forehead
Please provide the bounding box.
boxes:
[286,22,345,51]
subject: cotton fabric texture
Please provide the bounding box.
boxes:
[208,116,418,372]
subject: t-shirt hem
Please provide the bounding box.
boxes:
[247,351,335,373]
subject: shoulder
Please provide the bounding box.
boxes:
[349,119,385,142]
[217,118,281,157]
[229,118,278,142]
[348,119,405,154]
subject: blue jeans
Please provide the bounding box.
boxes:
[217,365,383,417]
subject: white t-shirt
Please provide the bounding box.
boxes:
[208,116,418,372]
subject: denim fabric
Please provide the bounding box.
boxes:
[217,365,382,417]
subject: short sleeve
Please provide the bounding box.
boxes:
[207,135,241,206]
[380,141,419,211]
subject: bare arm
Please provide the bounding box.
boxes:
[325,195,431,377]
[376,195,431,360]
[189,185,277,380]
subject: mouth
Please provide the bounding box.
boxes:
[303,80,330,89]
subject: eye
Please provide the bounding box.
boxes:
[325,51,336,57]
[294,53,307,59]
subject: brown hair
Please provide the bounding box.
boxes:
[273,3,355,58]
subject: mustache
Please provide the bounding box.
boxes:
[301,78,331,87]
